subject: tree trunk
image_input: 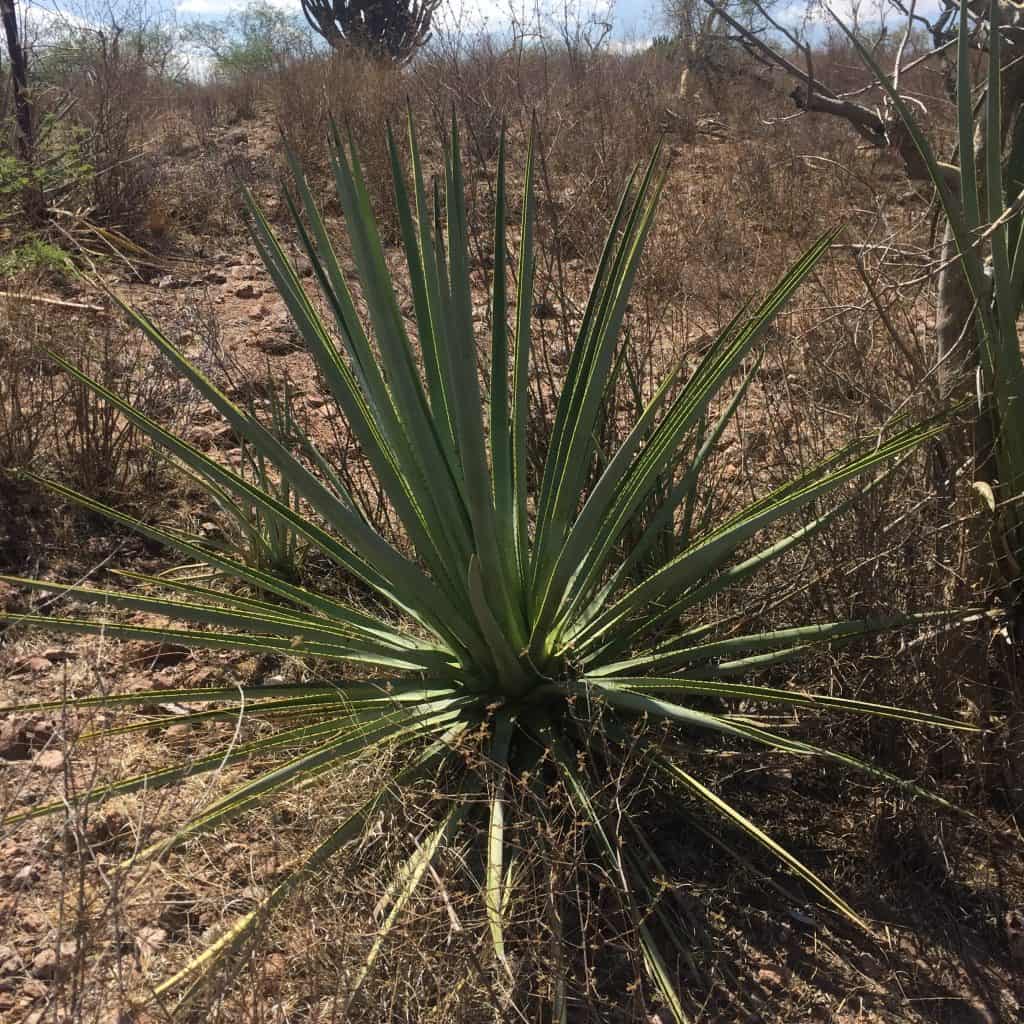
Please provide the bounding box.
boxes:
[677,10,718,102]
[2,0,44,222]
[1,0,32,160]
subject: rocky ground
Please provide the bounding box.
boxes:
[1,110,1024,1024]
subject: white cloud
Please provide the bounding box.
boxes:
[608,36,650,52]
[22,0,93,38]
[175,0,231,13]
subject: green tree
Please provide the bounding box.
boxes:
[182,1,314,80]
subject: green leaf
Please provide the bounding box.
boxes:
[652,753,866,930]
[485,709,515,975]
[156,728,464,1006]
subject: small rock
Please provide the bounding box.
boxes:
[190,422,235,450]
[0,945,23,977]
[787,908,817,929]
[155,275,188,290]
[187,666,223,686]
[17,908,48,934]
[160,888,198,935]
[31,943,76,980]
[33,749,65,772]
[12,864,40,890]
[88,809,131,850]
[254,335,296,355]
[0,721,29,761]
[134,926,167,961]
[40,648,74,663]
[101,1011,147,1024]
[21,657,53,674]
[856,951,883,979]
[135,642,191,667]
[0,580,20,611]
[755,966,789,989]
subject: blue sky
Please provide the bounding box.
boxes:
[165,0,663,37]
[23,0,919,49]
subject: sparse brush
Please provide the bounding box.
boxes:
[0,119,978,1018]
[842,0,1024,616]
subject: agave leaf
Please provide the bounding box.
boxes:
[76,694,349,741]
[485,709,515,975]
[406,113,461,460]
[531,150,665,632]
[6,716,355,824]
[156,728,463,1007]
[489,126,523,600]
[248,184,475,613]
[829,6,994,337]
[529,158,643,576]
[985,0,1013,340]
[591,675,975,729]
[0,612,441,672]
[130,700,467,867]
[1,680,454,716]
[18,474,410,635]
[836,0,1024,575]
[593,684,961,810]
[591,610,964,678]
[329,129,491,609]
[386,123,454,458]
[542,724,689,1023]
[577,411,952,652]
[437,118,527,649]
[107,568,431,653]
[0,574,452,672]
[542,228,836,641]
[651,752,866,930]
[511,123,538,585]
[50,320,436,617]
[350,800,467,1005]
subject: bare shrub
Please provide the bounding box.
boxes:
[0,293,55,472]
[33,2,183,230]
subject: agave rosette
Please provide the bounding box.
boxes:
[1,119,973,1016]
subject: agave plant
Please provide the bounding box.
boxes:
[1,120,972,1017]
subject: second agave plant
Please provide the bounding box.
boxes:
[1,120,973,1017]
